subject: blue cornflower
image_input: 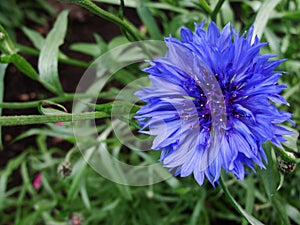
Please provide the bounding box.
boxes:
[135,21,293,186]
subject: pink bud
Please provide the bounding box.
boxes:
[55,122,65,126]
[33,173,42,189]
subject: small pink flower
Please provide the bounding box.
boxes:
[55,122,65,126]
[33,173,42,189]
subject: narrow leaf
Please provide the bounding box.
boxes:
[22,26,45,50]
[260,142,277,199]
[0,173,8,210]
[0,24,15,54]
[67,159,87,201]
[281,125,299,153]
[242,176,255,225]
[38,10,69,94]
[136,2,161,39]
[272,194,291,225]
[189,193,206,225]
[38,100,68,115]
[252,0,281,43]
[69,43,101,57]
[220,175,265,225]
[10,54,40,80]
[195,0,212,15]
[0,63,8,149]
[0,152,27,210]
[80,179,91,210]
[286,204,300,225]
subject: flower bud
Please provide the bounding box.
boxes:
[58,161,72,177]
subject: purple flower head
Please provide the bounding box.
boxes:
[135,21,293,186]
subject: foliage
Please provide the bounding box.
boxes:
[0,0,55,40]
[0,0,300,224]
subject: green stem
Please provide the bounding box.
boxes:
[0,91,118,109]
[0,112,109,126]
[198,0,213,15]
[65,145,78,163]
[16,44,90,68]
[59,0,144,41]
[211,0,226,21]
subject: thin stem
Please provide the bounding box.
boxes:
[0,91,119,109]
[0,112,109,126]
[211,0,226,21]
[197,0,213,15]
[16,44,90,68]
[65,145,78,163]
[59,0,144,41]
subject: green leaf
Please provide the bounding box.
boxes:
[259,142,277,199]
[38,10,69,94]
[264,28,280,54]
[136,1,162,40]
[194,0,212,15]
[286,204,300,225]
[36,0,56,15]
[113,69,137,85]
[22,26,44,50]
[242,176,255,225]
[40,174,57,199]
[281,125,299,153]
[13,128,74,143]
[220,175,265,225]
[80,179,91,210]
[0,24,15,54]
[67,159,87,202]
[272,194,291,225]
[91,101,140,115]
[0,173,8,210]
[38,100,68,115]
[70,42,101,57]
[271,11,300,21]
[0,53,40,81]
[0,152,27,210]
[20,162,36,197]
[252,0,281,42]
[10,54,40,80]
[189,192,206,225]
[283,84,300,101]
[0,63,8,149]
[107,36,129,49]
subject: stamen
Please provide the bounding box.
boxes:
[234,114,240,118]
